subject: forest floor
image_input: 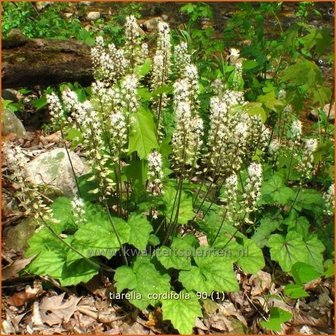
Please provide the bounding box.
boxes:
[2,2,334,334]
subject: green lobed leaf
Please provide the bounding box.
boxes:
[114,257,171,310]
[283,284,309,299]
[236,239,265,274]
[70,217,130,261]
[164,186,194,225]
[127,214,153,251]
[252,212,283,248]
[260,307,293,332]
[268,232,308,272]
[135,58,152,77]
[261,174,295,205]
[244,102,267,123]
[26,250,65,279]
[285,214,310,239]
[290,262,321,285]
[128,108,159,159]
[26,227,64,257]
[268,231,325,273]
[257,91,283,111]
[61,259,99,286]
[303,235,325,273]
[161,291,202,334]
[156,235,198,271]
[179,247,238,294]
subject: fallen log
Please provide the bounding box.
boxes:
[2,34,93,89]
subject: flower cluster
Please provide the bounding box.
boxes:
[109,112,128,162]
[287,119,302,146]
[2,144,53,221]
[241,162,263,223]
[147,151,164,196]
[91,36,128,84]
[46,92,66,127]
[91,81,123,120]
[220,174,238,222]
[246,115,270,156]
[71,196,86,224]
[176,64,200,112]
[151,21,172,132]
[60,90,115,198]
[297,138,318,180]
[228,48,240,65]
[121,74,139,116]
[323,184,334,216]
[204,91,251,177]
[124,15,147,67]
[171,102,204,176]
[268,138,281,163]
[232,61,243,91]
[173,42,191,77]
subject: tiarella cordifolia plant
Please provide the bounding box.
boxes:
[242,162,263,223]
[151,21,172,138]
[124,15,148,69]
[323,184,335,216]
[171,101,204,176]
[173,41,191,76]
[147,150,164,196]
[297,138,318,181]
[2,144,54,221]
[21,15,333,335]
[71,196,86,224]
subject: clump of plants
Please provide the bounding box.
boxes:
[3,15,334,334]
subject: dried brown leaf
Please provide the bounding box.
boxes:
[249,271,272,296]
[2,257,34,281]
[7,281,44,307]
[39,293,81,326]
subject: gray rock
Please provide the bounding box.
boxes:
[35,1,52,11]
[310,103,335,121]
[323,103,335,120]
[141,17,162,32]
[63,12,73,19]
[2,89,20,102]
[87,11,101,21]
[2,109,26,137]
[26,148,87,196]
[3,217,40,252]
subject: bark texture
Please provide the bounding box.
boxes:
[2,36,93,88]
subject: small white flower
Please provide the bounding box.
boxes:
[305,138,318,153]
[248,162,262,178]
[290,119,302,140]
[242,162,263,223]
[147,151,164,195]
[71,196,86,223]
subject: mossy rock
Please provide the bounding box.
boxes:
[2,108,26,137]
[26,148,88,196]
[3,217,40,252]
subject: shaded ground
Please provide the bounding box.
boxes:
[1,2,334,334]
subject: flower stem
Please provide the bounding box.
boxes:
[104,200,128,266]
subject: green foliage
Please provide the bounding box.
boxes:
[260,307,293,332]
[268,231,325,273]
[128,108,159,159]
[261,174,295,205]
[179,248,239,294]
[2,2,94,44]
[161,291,202,334]
[16,3,334,333]
[114,257,171,310]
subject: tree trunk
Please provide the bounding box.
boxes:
[2,36,93,89]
